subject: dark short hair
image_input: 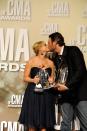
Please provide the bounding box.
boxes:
[49,32,65,46]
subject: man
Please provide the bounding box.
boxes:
[48,32,87,131]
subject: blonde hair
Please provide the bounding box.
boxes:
[32,41,46,55]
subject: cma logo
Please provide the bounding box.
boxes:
[77,25,87,46]
[40,23,58,35]
[70,25,87,53]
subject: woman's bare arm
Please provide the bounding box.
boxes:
[24,59,40,84]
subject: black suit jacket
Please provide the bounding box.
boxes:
[52,46,87,104]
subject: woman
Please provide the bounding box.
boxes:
[18,41,55,131]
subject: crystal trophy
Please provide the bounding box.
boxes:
[58,66,68,84]
[34,68,49,92]
[55,60,68,99]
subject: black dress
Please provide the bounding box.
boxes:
[18,67,55,129]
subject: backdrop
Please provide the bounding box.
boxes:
[0,0,87,130]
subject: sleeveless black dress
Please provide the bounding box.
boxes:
[18,67,55,128]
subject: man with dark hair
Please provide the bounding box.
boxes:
[48,32,87,131]
[49,32,65,46]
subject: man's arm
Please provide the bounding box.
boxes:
[66,46,86,89]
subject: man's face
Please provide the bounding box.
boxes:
[48,38,56,51]
[55,44,61,54]
[48,38,61,54]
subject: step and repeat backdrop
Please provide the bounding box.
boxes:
[0,0,87,130]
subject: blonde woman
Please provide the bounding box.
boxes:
[18,41,55,131]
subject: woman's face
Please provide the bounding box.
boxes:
[38,44,49,56]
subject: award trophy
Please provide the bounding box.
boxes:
[58,66,68,84]
[34,69,49,92]
[54,62,68,128]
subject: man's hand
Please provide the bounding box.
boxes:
[54,83,68,91]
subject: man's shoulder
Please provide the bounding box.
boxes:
[66,45,79,49]
[66,45,81,52]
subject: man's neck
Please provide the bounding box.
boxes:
[58,46,64,55]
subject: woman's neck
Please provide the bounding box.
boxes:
[38,55,45,59]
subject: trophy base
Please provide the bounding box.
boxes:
[34,84,44,92]
[34,88,44,92]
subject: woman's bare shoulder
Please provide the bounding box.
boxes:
[26,56,37,63]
